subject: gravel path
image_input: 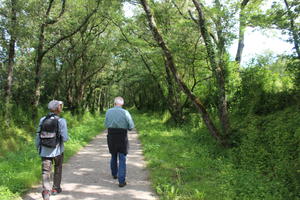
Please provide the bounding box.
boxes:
[23,130,158,200]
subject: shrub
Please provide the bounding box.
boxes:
[232,106,300,199]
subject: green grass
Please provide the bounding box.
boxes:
[134,111,227,200]
[1,107,298,200]
[0,112,105,200]
[134,109,299,200]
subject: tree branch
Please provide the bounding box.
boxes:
[171,0,190,20]
[188,10,198,24]
[42,2,100,56]
[82,64,106,84]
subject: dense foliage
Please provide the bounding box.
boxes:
[135,107,299,199]
[0,0,299,199]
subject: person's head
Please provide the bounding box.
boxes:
[114,96,124,107]
[48,100,63,114]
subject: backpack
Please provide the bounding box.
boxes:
[39,114,61,148]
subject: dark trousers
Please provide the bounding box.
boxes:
[42,153,64,192]
[110,153,127,184]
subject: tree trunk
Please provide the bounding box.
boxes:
[76,84,85,114]
[32,24,46,118]
[99,88,105,113]
[235,0,250,64]
[140,0,224,145]
[164,58,184,123]
[66,73,75,112]
[4,0,17,118]
[192,0,230,141]
[235,23,245,64]
[32,0,55,117]
[284,0,300,59]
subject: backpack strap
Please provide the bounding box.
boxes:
[38,115,48,154]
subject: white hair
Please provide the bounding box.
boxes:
[114,97,124,105]
[48,100,63,111]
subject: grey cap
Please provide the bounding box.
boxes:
[48,100,63,111]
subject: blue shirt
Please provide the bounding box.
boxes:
[105,106,134,130]
[35,113,69,157]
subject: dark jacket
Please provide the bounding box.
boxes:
[107,128,128,154]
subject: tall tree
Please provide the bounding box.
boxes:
[54,15,114,114]
[191,0,230,142]
[140,0,225,145]
[32,0,100,117]
[4,0,17,118]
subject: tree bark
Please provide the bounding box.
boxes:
[140,0,224,145]
[192,0,230,141]
[33,24,46,111]
[99,88,106,113]
[164,58,184,123]
[283,0,300,59]
[4,0,17,118]
[235,0,250,64]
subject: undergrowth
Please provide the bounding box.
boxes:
[134,106,300,200]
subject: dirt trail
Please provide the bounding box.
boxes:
[23,130,158,200]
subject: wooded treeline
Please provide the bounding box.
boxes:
[0,0,299,198]
[0,0,121,116]
[1,0,298,134]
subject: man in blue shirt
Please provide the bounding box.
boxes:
[105,96,134,187]
[36,100,68,200]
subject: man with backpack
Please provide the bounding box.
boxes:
[36,100,69,200]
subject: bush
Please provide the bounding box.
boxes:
[232,106,300,199]
[233,64,298,115]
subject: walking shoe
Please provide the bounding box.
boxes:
[118,182,127,187]
[51,188,62,195]
[113,175,117,179]
[42,190,50,200]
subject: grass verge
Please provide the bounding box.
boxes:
[134,110,298,200]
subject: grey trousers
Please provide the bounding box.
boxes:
[42,153,64,192]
